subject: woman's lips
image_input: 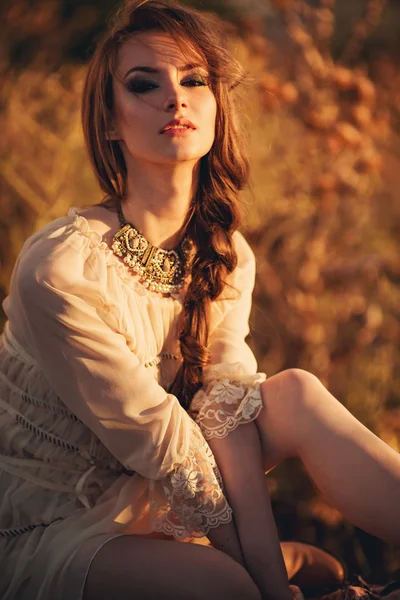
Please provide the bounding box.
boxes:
[162,127,195,137]
[160,118,196,134]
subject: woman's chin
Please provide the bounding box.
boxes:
[154,148,204,165]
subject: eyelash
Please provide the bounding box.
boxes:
[126,77,208,94]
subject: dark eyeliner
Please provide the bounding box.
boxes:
[126,79,158,94]
[182,73,209,86]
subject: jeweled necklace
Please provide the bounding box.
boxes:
[111,200,193,294]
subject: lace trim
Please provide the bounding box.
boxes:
[0,397,95,462]
[190,378,265,440]
[0,370,81,423]
[149,419,232,540]
[21,392,81,423]
[15,413,91,456]
[0,518,64,538]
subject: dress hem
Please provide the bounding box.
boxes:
[69,532,127,600]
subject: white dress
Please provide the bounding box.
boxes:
[0,207,266,600]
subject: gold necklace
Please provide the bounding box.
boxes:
[111,201,193,294]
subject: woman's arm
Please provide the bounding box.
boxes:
[207,421,292,600]
[204,518,246,566]
[13,230,233,542]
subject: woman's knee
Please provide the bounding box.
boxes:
[84,535,261,600]
[195,546,261,600]
[260,368,323,413]
[258,368,324,453]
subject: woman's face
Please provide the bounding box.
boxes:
[111,31,217,167]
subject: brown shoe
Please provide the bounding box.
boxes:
[281,541,345,595]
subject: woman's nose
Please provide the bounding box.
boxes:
[164,86,188,111]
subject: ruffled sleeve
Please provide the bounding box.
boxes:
[7,219,232,539]
[189,232,266,440]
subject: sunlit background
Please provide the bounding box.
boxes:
[1,0,399,581]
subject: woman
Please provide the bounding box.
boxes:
[0,1,399,599]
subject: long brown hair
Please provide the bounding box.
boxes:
[82,0,250,410]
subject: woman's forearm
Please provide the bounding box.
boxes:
[208,422,292,600]
[206,517,246,566]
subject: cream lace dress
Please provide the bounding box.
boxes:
[0,207,266,600]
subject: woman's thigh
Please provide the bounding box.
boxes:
[83,534,261,600]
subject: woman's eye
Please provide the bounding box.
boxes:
[182,78,208,87]
[126,80,158,94]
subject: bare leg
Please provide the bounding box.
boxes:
[83,534,261,600]
[255,369,400,544]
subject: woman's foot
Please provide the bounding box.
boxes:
[281,541,345,595]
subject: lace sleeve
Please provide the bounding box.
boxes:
[189,363,266,441]
[149,419,232,540]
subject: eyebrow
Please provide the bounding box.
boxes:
[124,63,205,79]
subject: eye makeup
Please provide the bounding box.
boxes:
[124,68,210,94]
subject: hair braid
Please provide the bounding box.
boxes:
[169,153,245,410]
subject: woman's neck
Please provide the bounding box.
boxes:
[121,161,199,249]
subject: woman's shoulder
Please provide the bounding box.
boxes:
[68,203,117,246]
[14,205,114,295]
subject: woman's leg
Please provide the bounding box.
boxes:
[255,369,400,544]
[83,534,261,600]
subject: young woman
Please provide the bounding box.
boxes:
[0,1,399,599]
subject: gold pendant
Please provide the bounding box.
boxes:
[111,224,193,294]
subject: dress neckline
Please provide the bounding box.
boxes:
[67,206,187,303]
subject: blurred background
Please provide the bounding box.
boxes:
[0,0,399,583]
